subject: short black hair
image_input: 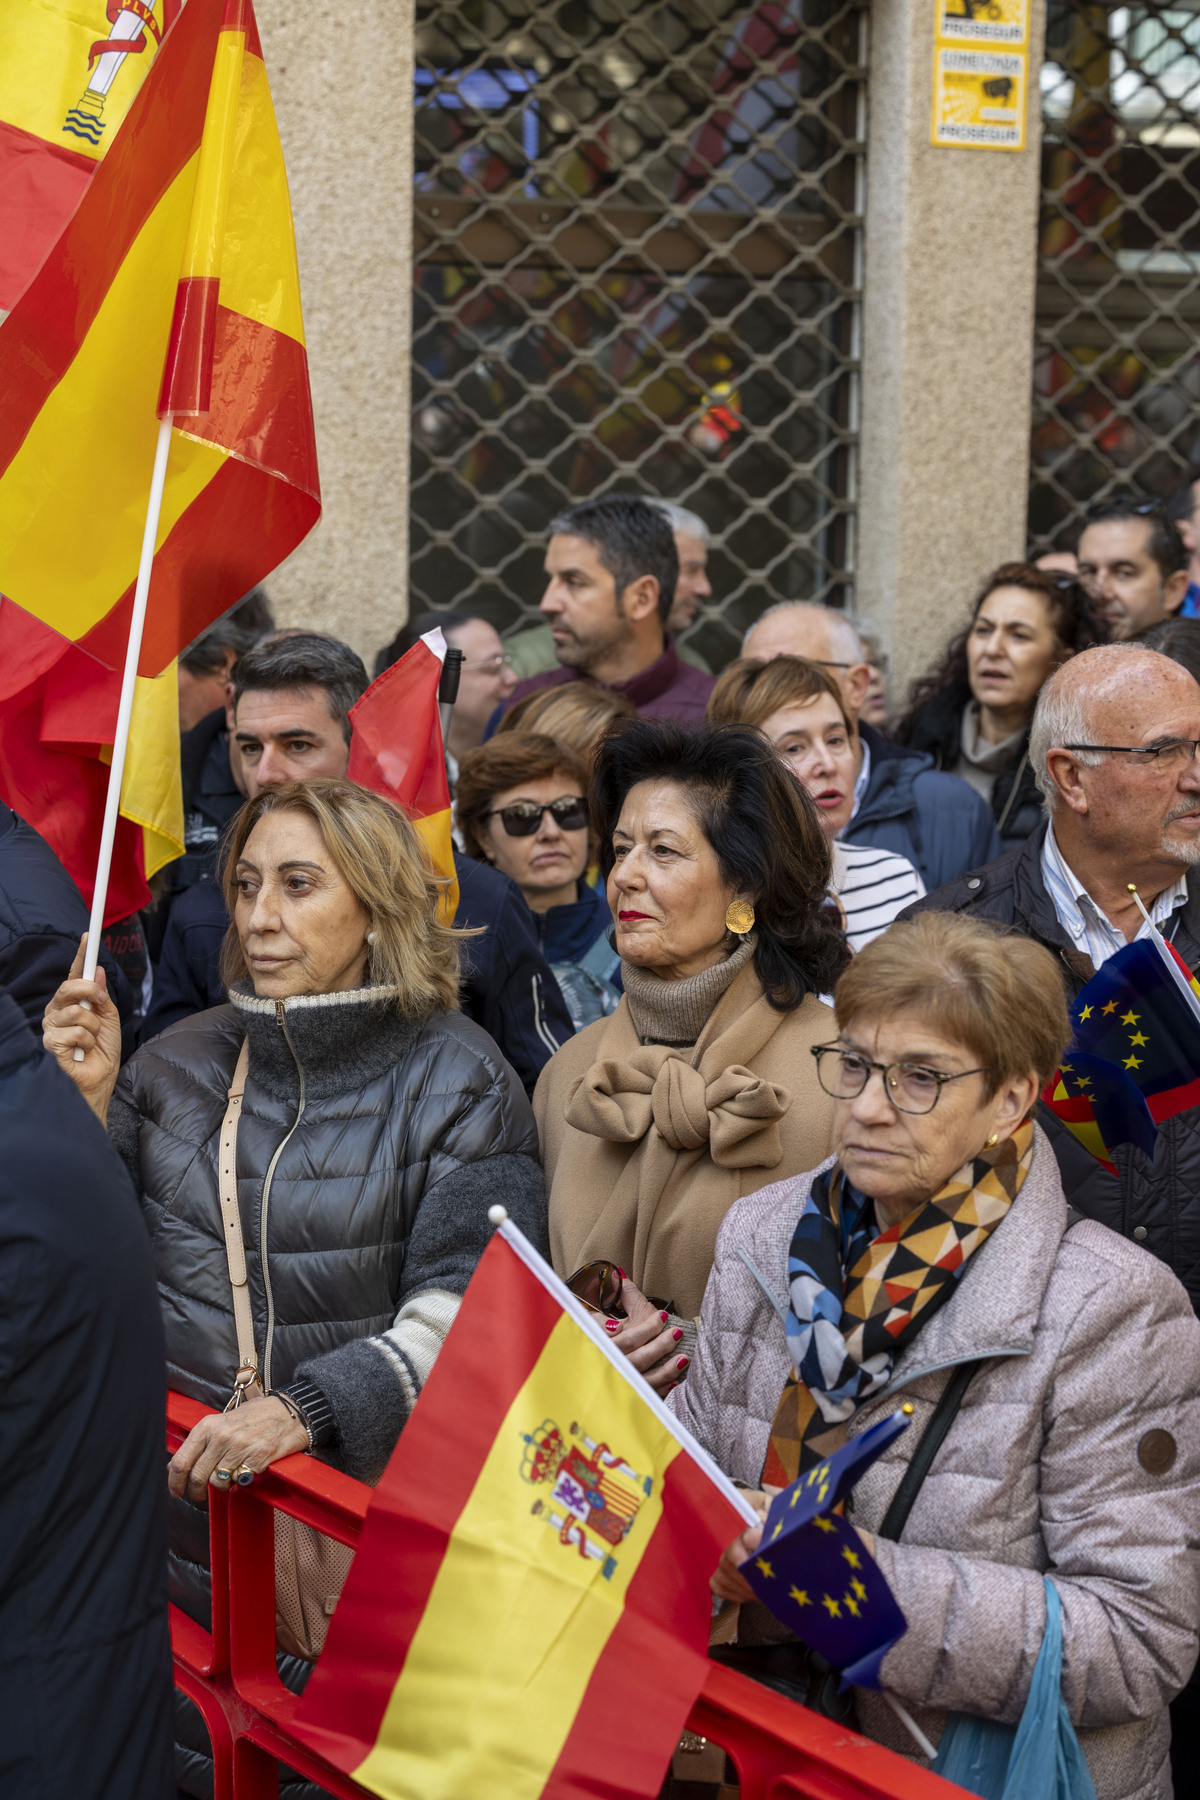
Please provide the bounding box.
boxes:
[231,632,369,745]
[551,495,678,623]
[1138,617,1200,685]
[590,717,849,1008]
[374,609,472,680]
[181,589,274,677]
[1080,495,1188,580]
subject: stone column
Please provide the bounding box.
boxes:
[253,0,415,668]
[856,0,1047,702]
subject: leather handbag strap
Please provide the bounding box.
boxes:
[218,1040,260,1405]
[879,1358,981,1542]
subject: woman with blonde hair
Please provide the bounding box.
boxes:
[494,681,637,765]
[43,777,545,1795]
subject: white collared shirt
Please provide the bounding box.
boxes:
[848,739,872,824]
[1040,824,1188,969]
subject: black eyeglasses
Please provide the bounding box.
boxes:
[1084,496,1164,521]
[487,797,589,837]
[1061,739,1200,771]
[810,1044,986,1115]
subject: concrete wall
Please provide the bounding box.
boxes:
[254,0,414,671]
[856,0,1046,703]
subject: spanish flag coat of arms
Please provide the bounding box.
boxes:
[290,1218,754,1800]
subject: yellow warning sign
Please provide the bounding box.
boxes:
[938,0,1030,48]
[932,47,1027,150]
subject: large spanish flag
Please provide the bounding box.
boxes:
[0,0,318,917]
[0,0,179,310]
[347,632,459,926]
[292,1217,753,1800]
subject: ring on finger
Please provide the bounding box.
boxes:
[211,1465,234,1487]
[235,1463,255,1486]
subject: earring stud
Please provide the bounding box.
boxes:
[725,900,755,936]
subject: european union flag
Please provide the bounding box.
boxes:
[743,1412,910,1689]
[1042,932,1200,1169]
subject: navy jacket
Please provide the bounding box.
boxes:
[143,853,574,1095]
[906,824,1200,1313]
[0,800,138,1057]
[531,878,614,966]
[841,724,1002,892]
[0,990,172,1798]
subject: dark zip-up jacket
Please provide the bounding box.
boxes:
[530,878,613,965]
[0,990,172,1799]
[841,724,1002,891]
[142,852,574,1093]
[905,823,1200,1312]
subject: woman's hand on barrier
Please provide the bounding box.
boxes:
[42,935,122,1122]
[168,1396,311,1504]
[605,1277,686,1394]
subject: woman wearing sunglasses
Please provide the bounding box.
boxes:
[457,734,618,1030]
[535,718,846,1392]
[682,912,1200,1797]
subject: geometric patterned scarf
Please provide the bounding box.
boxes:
[762,1121,1033,1486]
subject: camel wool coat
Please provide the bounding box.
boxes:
[535,960,834,1319]
[672,1127,1200,1800]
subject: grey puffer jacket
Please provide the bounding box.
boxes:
[109,982,546,1635]
[672,1129,1200,1800]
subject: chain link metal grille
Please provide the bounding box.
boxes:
[410,0,868,668]
[1031,0,1200,548]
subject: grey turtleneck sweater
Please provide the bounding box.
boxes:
[619,937,757,1047]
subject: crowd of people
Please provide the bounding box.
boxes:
[7,483,1200,1800]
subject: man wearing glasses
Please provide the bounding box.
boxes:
[1075,496,1189,641]
[907,638,1200,1778]
[740,601,1000,890]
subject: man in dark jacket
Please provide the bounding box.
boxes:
[0,799,138,1053]
[907,643,1200,1307]
[0,986,172,1798]
[145,633,573,1086]
[742,602,1001,887]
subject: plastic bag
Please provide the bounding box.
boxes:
[931,1579,1097,1800]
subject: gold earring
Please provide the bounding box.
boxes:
[985,1131,999,1148]
[725,900,755,936]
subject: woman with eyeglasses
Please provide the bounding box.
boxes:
[535,718,846,1393]
[373,609,517,769]
[673,912,1200,1797]
[896,565,1104,850]
[456,734,618,1031]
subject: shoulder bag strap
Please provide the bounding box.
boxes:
[218,1039,261,1409]
[878,1358,982,1542]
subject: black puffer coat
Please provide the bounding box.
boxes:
[906,825,1200,1312]
[108,982,545,1797]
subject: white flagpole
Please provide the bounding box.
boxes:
[75,415,173,1057]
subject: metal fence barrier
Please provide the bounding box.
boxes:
[167,1389,966,1800]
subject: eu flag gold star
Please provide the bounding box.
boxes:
[843,1592,862,1617]
[1079,1005,1093,1021]
[1124,1055,1142,1070]
[842,1546,862,1569]
[789,1586,811,1607]
[814,1515,837,1534]
[1102,1001,1118,1015]
[822,1595,842,1618]
[755,1557,774,1580]
[1121,1010,1140,1026]
[771,1520,783,1540]
[1129,1031,1148,1046]
[850,1578,868,1600]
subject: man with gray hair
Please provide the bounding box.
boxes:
[741,600,1000,888]
[908,639,1200,1781]
[651,500,712,636]
[910,643,1200,1305]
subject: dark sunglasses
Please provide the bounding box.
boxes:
[566,1260,625,1316]
[488,797,588,837]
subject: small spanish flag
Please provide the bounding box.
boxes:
[347,631,459,926]
[291,1217,752,1800]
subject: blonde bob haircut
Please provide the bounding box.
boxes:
[220,778,465,1017]
[833,912,1071,1095]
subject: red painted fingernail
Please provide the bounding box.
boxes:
[668,1381,679,1393]
[604,1319,620,1334]
[617,1267,626,1279]
[676,1356,689,1370]
[672,1328,684,1341]
[659,1311,669,1323]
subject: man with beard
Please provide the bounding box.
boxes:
[492,495,714,728]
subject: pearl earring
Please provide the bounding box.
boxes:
[366,930,376,945]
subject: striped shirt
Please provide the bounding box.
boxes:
[1040,825,1188,971]
[831,841,926,950]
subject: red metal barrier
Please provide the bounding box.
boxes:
[168,1390,967,1799]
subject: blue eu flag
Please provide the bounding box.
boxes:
[743,1411,911,1688]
